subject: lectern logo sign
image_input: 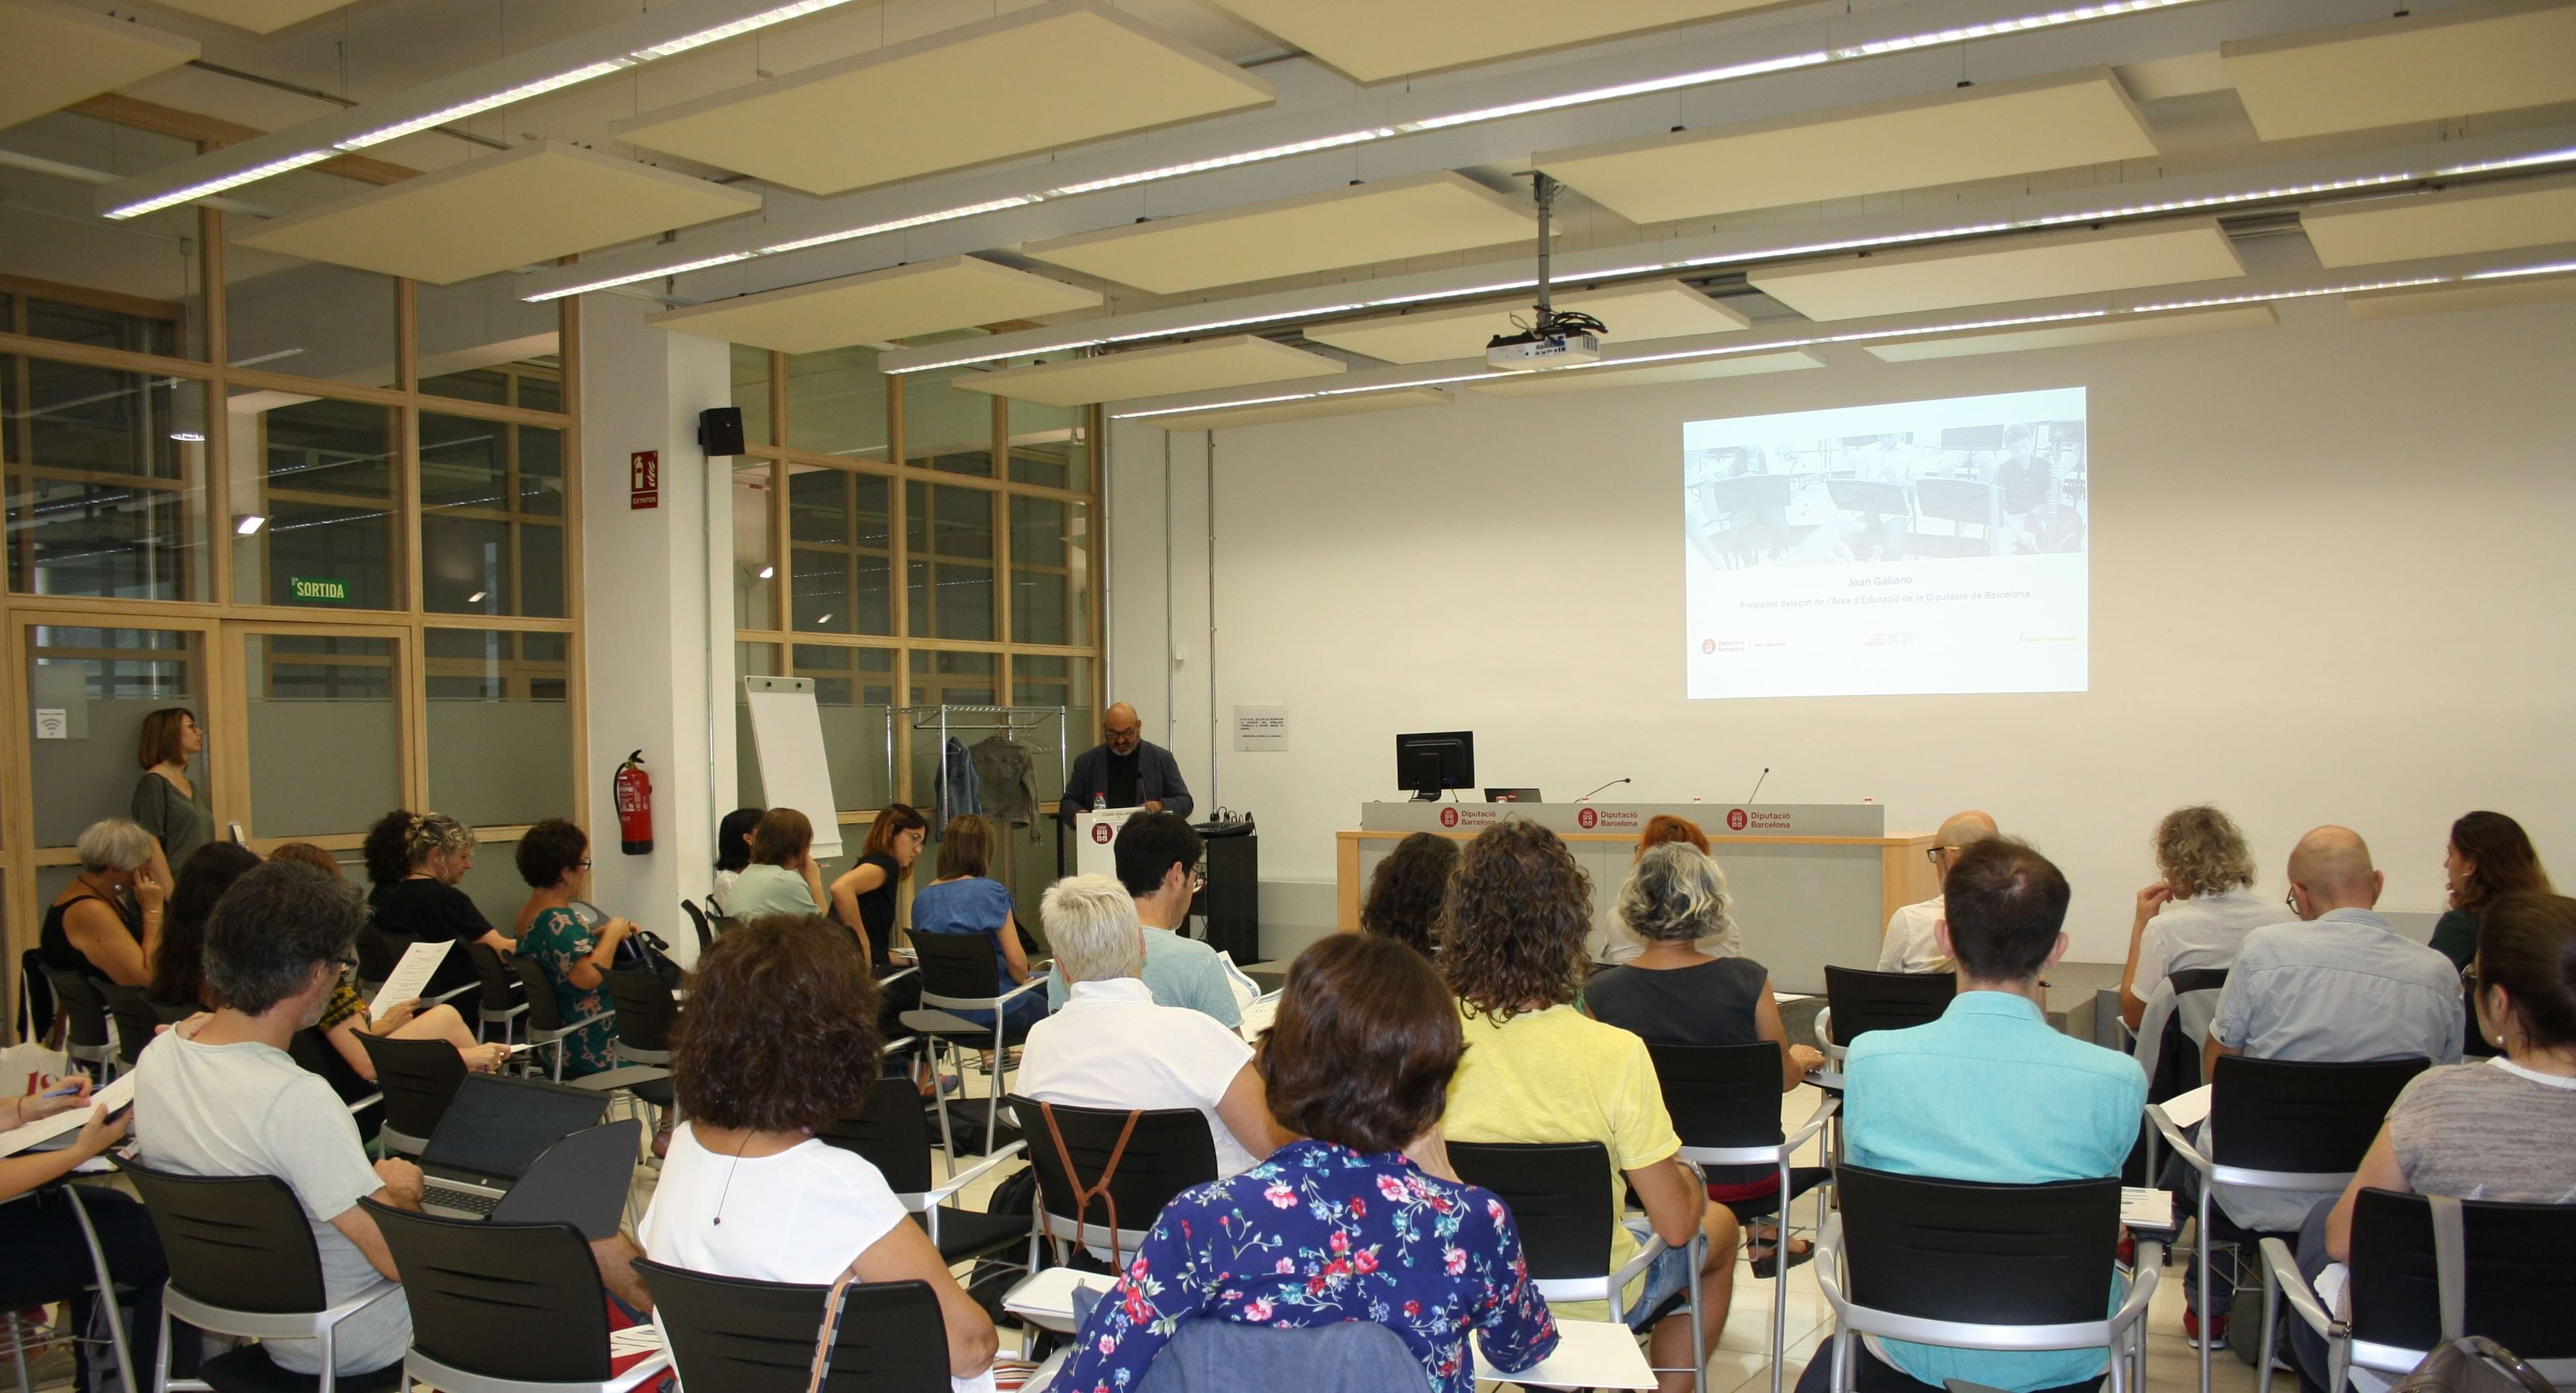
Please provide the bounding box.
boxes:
[1576,807,1599,830]
[1438,807,1459,829]
[1727,807,1749,831]
[1701,639,1716,655]
[1090,823,1114,845]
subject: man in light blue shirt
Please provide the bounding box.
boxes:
[1043,812,1240,1029]
[1814,837,2146,1393]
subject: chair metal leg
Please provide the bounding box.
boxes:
[9,1310,31,1393]
[65,1185,137,1393]
[1832,1328,1855,1393]
[1771,1157,1792,1393]
[1688,1230,1709,1393]
[930,1039,959,1168]
[2256,1255,2281,1393]
[2196,1184,2213,1393]
[2328,1328,2349,1393]
[156,1304,174,1393]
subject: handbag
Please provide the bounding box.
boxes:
[2387,1196,2561,1393]
[801,1262,864,1393]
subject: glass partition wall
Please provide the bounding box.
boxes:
[1,144,586,1035]
[731,344,1103,922]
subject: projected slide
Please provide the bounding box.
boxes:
[1684,387,2088,699]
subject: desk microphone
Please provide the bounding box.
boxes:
[1576,777,1631,801]
[1744,768,1770,804]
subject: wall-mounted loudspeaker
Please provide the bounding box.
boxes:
[698,406,745,456]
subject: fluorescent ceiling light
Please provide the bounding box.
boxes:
[170,431,205,442]
[2465,258,2576,280]
[466,591,488,603]
[758,565,777,579]
[99,0,862,219]
[235,515,267,535]
[519,0,2213,303]
[814,613,834,625]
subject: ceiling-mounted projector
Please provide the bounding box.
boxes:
[1486,331,1600,369]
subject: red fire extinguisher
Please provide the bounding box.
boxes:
[613,751,653,855]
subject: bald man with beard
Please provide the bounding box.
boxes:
[2172,825,2463,1343]
[1055,702,1194,831]
[1876,809,2000,973]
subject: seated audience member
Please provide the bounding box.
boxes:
[1441,819,1738,1393]
[512,819,637,1078]
[1597,817,1721,965]
[1360,831,1458,958]
[363,809,513,997]
[0,1080,168,1392]
[1877,810,1998,974]
[720,808,827,921]
[148,841,262,1008]
[907,815,1042,1033]
[131,861,425,1378]
[2180,826,2464,1343]
[274,837,510,1078]
[639,915,998,1389]
[709,806,762,909]
[2431,811,2553,972]
[1588,843,1828,1272]
[1809,837,2146,1393]
[2118,805,2275,1029]
[1061,932,1558,1393]
[1045,811,1240,1027]
[828,801,928,970]
[1016,875,1276,1176]
[40,819,165,988]
[2287,891,2576,1388]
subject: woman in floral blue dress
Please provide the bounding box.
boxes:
[1057,933,1558,1393]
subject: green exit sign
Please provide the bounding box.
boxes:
[289,576,350,603]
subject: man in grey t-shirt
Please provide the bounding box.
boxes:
[133,863,421,1378]
[2174,826,2463,1337]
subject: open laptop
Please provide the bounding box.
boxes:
[415,1073,610,1219]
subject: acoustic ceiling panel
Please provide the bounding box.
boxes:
[612,1,1272,195]
[1022,171,1540,295]
[650,256,1102,353]
[1137,386,1454,431]
[234,141,761,285]
[1304,281,1751,363]
[2301,178,2576,268]
[1195,0,1790,82]
[1751,219,2246,322]
[1534,68,2158,225]
[1464,348,1821,396]
[951,335,1344,407]
[1865,305,2279,360]
[2344,271,2576,320]
[142,0,352,32]
[0,1,197,131]
[2223,0,2576,141]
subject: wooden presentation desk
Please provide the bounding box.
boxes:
[1337,802,1936,996]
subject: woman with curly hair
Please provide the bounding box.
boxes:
[2430,811,2554,970]
[1439,820,1739,1393]
[2119,804,2275,1029]
[639,915,997,1386]
[1361,831,1458,957]
[362,808,511,997]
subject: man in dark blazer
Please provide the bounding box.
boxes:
[1055,703,1193,829]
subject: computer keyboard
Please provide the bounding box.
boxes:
[422,1185,501,1215]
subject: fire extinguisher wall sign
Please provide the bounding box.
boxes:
[613,751,654,855]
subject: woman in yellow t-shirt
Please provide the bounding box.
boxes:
[1438,819,1741,1393]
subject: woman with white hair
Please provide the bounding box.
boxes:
[1585,842,1827,1275]
[40,817,167,986]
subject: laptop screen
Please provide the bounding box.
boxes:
[423,1075,608,1181]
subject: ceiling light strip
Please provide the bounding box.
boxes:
[1112,261,2573,419]
[517,0,2212,303]
[898,144,2576,374]
[100,0,864,219]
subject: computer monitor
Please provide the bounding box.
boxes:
[1395,731,1476,801]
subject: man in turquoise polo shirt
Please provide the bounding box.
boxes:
[1803,837,2147,1393]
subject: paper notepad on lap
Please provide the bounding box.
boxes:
[1481,1319,1658,1390]
[372,939,455,1020]
[2157,1084,2214,1130]
[0,1073,136,1158]
[2121,1187,2177,1230]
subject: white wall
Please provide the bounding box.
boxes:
[1109,297,2576,964]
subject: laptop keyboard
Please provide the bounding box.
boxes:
[422,1185,502,1215]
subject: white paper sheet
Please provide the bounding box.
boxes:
[1002,1267,1116,1329]
[0,1074,136,1158]
[372,939,455,1020]
[1237,992,1281,1042]
[2157,1084,2214,1130]
[1482,1319,1658,1390]
[2121,1187,2177,1231]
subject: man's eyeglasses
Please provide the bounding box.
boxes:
[1923,846,1948,865]
[2284,886,2302,915]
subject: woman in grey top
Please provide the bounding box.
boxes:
[131,706,215,878]
[2118,803,2276,1030]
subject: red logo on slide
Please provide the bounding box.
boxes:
[1576,807,1600,830]
[1090,823,1114,845]
[1701,639,1716,655]
[1727,808,1750,831]
[1438,807,1460,829]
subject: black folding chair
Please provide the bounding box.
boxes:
[1817,1166,2153,1393]
[2149,1055,2430,1393]
[681,900,716,960]
[39,966,117,1081]
[1811,966,1956,1088]
[1006,1095,1216,1270]
[115,1158,406,1392]
[1651,1041,1837,1393]
[819,1059,1028,1268]
[465,939,528,1043]
[95,982,162,1072]
[1450,1139,1708,1393]
[634,1259,951,1393]
[2128,966,2227,1184]
[360,1198,669,1393]
[510,955,614,1083]
[900,933,1042,1160]
[354,1031,466,1157]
